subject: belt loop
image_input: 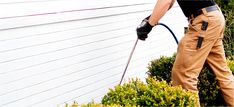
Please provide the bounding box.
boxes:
[201,8,208,15]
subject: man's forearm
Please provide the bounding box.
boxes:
[148,0,175,26]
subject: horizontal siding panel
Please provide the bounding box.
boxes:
[0,0,154,30]
[0,0,187,107]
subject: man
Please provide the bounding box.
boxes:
[136,0,234,106]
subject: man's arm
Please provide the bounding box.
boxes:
[136,0,175,41]
[148,0,176,26]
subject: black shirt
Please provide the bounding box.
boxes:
[177,0,216,17]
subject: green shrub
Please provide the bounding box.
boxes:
[147,54,176,83]
[197,64,226,106]
[101,78,198,107]
[64,101,122,107]
[227,59,234,72]
[216,0,234,57]
[147,55,234,106]
[80,101,120,107]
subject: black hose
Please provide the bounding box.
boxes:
[157,23,179,44]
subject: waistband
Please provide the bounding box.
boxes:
[188,5,219,20]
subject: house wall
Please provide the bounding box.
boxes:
[0,0,187,107]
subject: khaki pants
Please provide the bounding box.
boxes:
[172,6,234,106]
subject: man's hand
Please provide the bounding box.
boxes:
[136,16,153,41]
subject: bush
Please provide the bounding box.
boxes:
[227,59,234,72]
[101,78,198,107]
[147,54,176,83]
[64,101,122,107]
[197,64,226,106]
[216,0,234,57]
[102,79,141,106]
[147,55,234,106]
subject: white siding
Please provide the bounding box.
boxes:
[0,0,187,107]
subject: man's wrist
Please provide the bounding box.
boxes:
[144,19,154,30]
[148,19,157,26]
